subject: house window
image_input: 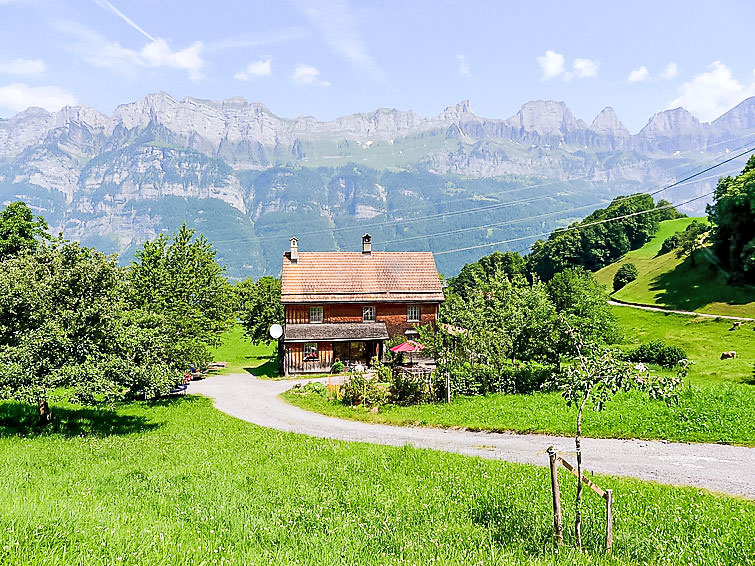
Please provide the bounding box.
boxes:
[309,306,323,323]
[304,342,318,361]
[407,304,420,322]
[363,305,375,322]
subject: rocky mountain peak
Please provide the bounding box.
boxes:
[640,107,702,135]
[437,100,475,122]
[505,100,587,134]
[712,96,755,131]
[589,107,629,137]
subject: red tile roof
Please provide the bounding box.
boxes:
[281,251,444,303]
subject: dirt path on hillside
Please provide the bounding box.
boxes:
[608,299,754,321]
[189,374,755,499]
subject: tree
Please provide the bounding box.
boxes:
[237,276,284,344]
[613,263,639,291]
[0,240,181,423]
[675,220,709,266]
[448,251,526,299]
[707,156,755,283]
[128,224,235,366]
[0,201,48,261]
[553,328,686,550]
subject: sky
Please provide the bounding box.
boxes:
[0,0,753,132]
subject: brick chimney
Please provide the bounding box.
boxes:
[362,233,372,255]
[289,236,299,263]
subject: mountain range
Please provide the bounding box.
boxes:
[1,94,754,278]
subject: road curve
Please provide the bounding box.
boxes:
[189,374,755,499]
[608,300,755,321]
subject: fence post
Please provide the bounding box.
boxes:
[605,489,614,553]
[546,446,563,545]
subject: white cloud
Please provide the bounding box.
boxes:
[56,21,205,81]
[536,50,565,80]
[628,66,650,83]
[669,61,755,122]
[290,63,330,86]
[457,54,470,77]
[290,0,384,82]
[0,83,77,112]
[234,58,273,81]
[660,62,678,80]
[0,58,46,75]
[572,57,599,78]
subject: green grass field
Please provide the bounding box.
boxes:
[594,218,755,317]
[209,324,277,376]
[0,396,753,565]
[284,306,755,445]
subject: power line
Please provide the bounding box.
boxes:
[433,191,714,256]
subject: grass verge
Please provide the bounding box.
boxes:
[0,396,753,565]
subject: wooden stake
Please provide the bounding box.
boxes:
[546,446,564,545]
[605,489,614,553]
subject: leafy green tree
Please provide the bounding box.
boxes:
[655,199,683,221]
[0,240,181,423]
[675,220,709,266]
[448,251,526,299]
[552,327,686,550]
[128,224,235,366]
[707,156,755,283]
[613,263,639,291]
[0,201,48,261]
[237,276,284,344]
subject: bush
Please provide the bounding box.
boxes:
[330,361,344,374]
[613,263,639,291]
[391,369,430,405]
[628,340,688,368]
[303,381,327,396]
[659,233,681,255]
[341,371,388,407]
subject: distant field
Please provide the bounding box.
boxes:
[284,305,755,445]
[0,396,753,565]
[594,217,755,317]
[209,324,276,376]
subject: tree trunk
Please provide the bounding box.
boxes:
[37,394,51,425]
[575,393,588,550]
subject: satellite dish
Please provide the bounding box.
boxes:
[269,324,283,340]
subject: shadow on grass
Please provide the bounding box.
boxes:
[245,357,280,378]
[648,252,755,311]
[0,400,168,438]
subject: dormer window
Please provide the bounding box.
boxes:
[363,305,375,322]
[310,306,323,323]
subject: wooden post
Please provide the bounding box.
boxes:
[546,446,563,545]
[605,489,614,553]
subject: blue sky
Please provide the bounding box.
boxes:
[0,0,753,132]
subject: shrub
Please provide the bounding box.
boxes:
[303,381,327,396]
[330,361,344,374]
[613,263,639,291]
[391,369,430,405]
[628,340,688,368]
[659,233,681,255]
[341,371,387,407]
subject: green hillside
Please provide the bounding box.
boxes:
[594,218,755,318]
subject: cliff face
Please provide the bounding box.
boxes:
[0,94,753,278]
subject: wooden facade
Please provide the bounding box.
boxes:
[285,303,438,337]
[284,339,383,375]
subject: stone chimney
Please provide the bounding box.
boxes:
[362,233,372,255]
[289,236,298,263]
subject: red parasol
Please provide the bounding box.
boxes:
[390,340,425,353]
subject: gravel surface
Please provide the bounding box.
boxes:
[190,374,755,499]
[608,300,754,321]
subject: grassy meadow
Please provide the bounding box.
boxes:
[209,324,277,376]
[594,217,755,317]
[0,396,753,566]
[284,306,755,445]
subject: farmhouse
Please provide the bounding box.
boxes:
[280,234,444,375]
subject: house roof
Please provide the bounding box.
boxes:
[281,251,445,303]
[284,322,390,342]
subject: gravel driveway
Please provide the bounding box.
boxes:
[190,374,755,499]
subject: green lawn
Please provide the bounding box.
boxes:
[284,306,755,445]
[594,218,755,318]
[0,397,753,565]
[209,324,277,376]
